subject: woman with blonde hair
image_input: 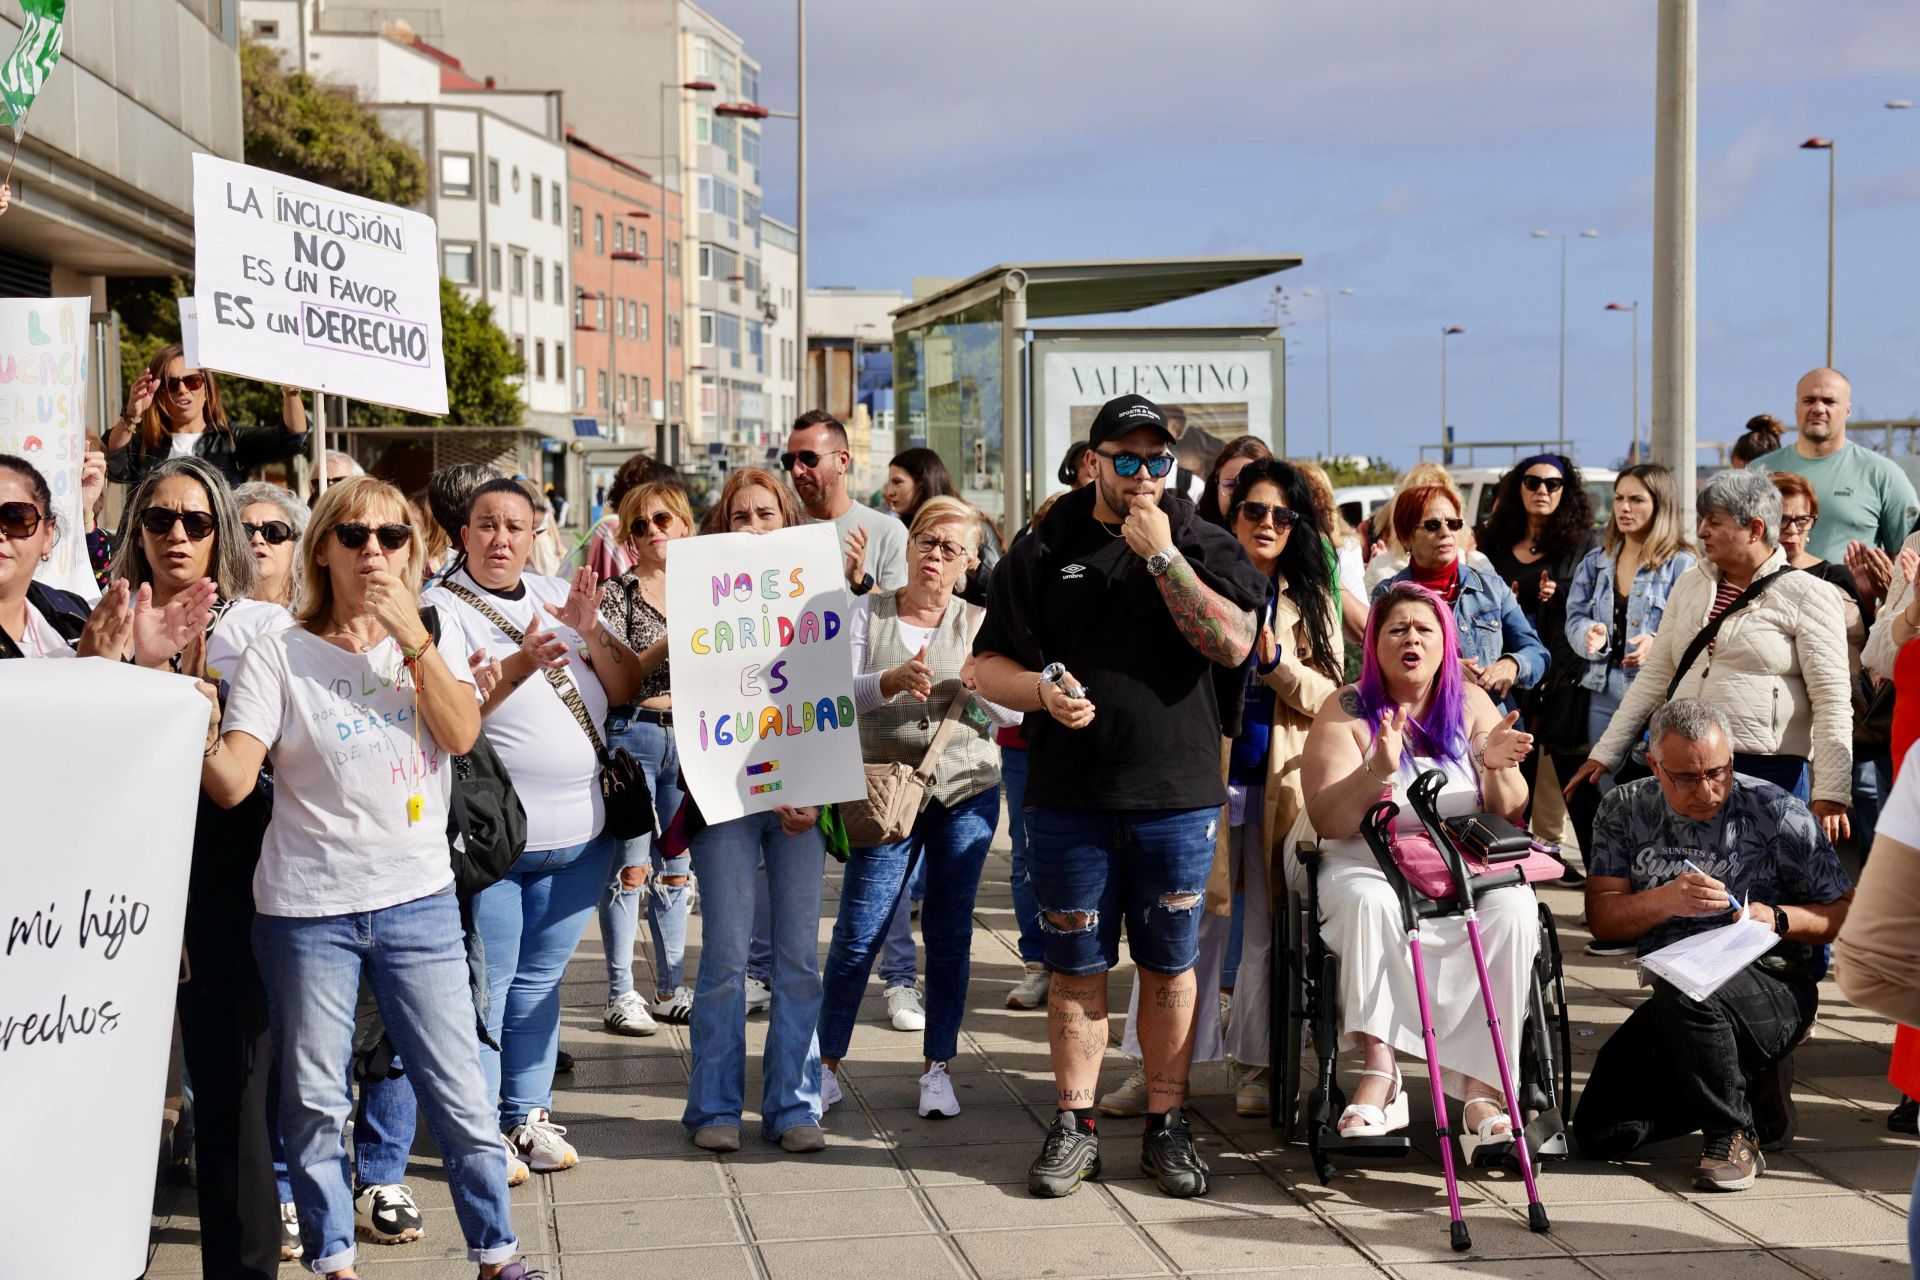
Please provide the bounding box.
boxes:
[107,344,310,490]
[1364,461,1480,593]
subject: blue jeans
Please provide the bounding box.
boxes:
[599,714,689,999]
[1027,807,1218,977]
[254,890,516,1273]
[685,811,826,1138]
[473,833,618,1129]
[819,787,1001,1064]
[271,1061,416,1201]
[1002,746,1045,964]
[1734,752,1810,802]
[879,856,926,988]
[749,861,773,983]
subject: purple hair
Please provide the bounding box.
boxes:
[1355,581,1472,771]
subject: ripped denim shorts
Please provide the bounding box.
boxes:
[1025,807,1218,977]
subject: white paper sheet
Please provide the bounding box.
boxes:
[1638,915,1779,1001]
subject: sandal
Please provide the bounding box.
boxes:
[1337,1066,1409,1138]
[1460,1096,1515,1166]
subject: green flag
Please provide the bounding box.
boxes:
[0,0,64,141]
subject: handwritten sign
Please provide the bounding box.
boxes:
[191,153,448,416]
[1,660,205,1278]
[667,524,867,822]
[0,296,93,598]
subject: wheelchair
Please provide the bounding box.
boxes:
[1268,775,1574,1189]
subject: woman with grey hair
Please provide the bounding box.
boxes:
[233,481,309,608]
[1570,468,1855,842]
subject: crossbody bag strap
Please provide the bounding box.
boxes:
[914,689,972,777]
[444,581,611,762]
[1660,566,1794,702]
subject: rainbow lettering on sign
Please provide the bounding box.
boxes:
[746,760,779,776]
[749,780,783,796]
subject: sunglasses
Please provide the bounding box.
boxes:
[1236,501,1298,530]
[1521,475,1565,494]
[332,522,412,551]
[164,373,207,394]
[913,533,968,562]
[243,520,294,545]
[1098,449,1175,479]
[644,510,681,531]
[1419,517,1466,534]
[139,507,217,541]
[0,500,42,538]
[780,449,839,472]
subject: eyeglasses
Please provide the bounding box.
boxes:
[163,373,206,394]
[1236,501,1298,530]
[1780,514,1818,532]
[913,533,968,562]
[242,520,294,545]
[1098,449,1174,479]
[1657,762,1734,790]
[331,522,412,551]
[1521,475,1565,494]
[138,507,217,541]
[0,501,42,538]
[646,511,680,531]
[1419,517,1466,534]
[780,449,840,472]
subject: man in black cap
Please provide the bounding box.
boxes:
[973,393,1269,1199]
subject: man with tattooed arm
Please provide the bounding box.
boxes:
[973,393,1269,1198]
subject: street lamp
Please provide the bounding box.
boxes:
[656,79,717,462]
[1605,301,1641,464]
[1531,228,1599,452]
[1888,100,1914,110]
[1440,325,1464,443]
[1300,287,1353,458]
[1801,137,1835,366]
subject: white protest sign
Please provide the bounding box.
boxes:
[191,153,448,416]
[0,296,95,598]
[0,660,205,1278]
[667,523,867,821]
[179,294,201,368]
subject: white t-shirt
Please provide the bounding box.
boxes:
[205,598,294,688]
[168,431,204,459]
[424,568,609,850]
[1876,742,1920,848]
[1337,540,1367,610]
[15,600,76,658]
[223,625,477,917]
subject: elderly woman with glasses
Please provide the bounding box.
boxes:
[233,481,310,608]
[107,344,310,490]
[1571,469,1855,843]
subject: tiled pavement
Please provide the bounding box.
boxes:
[149,831,1915,1279]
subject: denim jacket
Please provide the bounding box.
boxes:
[1373,561,1550,697]
[1562,546,1696,696]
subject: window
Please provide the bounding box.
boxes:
[554,341,563,371]
[614,297,625,338]
[639,303,650,342]
[489,245,503,289]
[595,296,605,328]
[514,336,526,368]
[251,18,280,38]
[532,256,545,302]
[698,245,710,279]
[638,230,649,263]
[641,376,652,411]
[487,158,499,203]
[749,320,763,374]
[573,366,585,409]
[593,214,604,254]
[553,263,563,302]
[671,381,682,416]
[571,205,583,247]
[669,314,681,347]
[573,291,585,326]
[742,64,759,104]
[742,128,760,181]
[744,192,761,247]
[510,249,526,295]
[552,185,562,225]
[531,175,543,218]
[668,242,680,276]
[743,259,760,293]
[597,370,607,409]
[441,243,476,284]
[700,311,714,345]
[440,153,475,198]
[535,340,546,380]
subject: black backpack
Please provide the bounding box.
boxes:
[421,606,526,898]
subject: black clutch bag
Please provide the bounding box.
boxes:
[1442,812,1533,864]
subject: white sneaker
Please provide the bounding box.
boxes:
[353,1183,424,1244]
[650,984,694,1024]
[744,976,773,1014]
[508,1107,578,1172]
[822,1066,843,1109]
[279,1201,302,1261]
[603,990,659,1037]
[918,1061,961,1118]
[886,984,927,1032]
[502,1134,530,1187]
[1007,963,1051,1010]
[1586,939,1636,957]
[1098,1061,1150,1117]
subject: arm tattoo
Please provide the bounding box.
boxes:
[1154,554,1256,666]
[592,627,626,665]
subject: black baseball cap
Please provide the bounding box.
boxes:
[1087,393,1175,448]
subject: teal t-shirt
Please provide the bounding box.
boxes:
[1756,441,1918,561]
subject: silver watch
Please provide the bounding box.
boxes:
[1145,546,1178,577]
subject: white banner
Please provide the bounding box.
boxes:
[667,524,867,822]
[0,660,205,1278]
[0,296,95,598]
[191,153,448,416]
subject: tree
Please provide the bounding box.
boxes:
[1319,456,1399,486]
[240,41,426,207]
[422,280,524,426]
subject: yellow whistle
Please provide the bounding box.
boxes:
[407,794,425,824]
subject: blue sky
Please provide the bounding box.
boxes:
[703,0,1920,468]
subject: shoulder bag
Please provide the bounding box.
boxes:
[421,606,527,897]
[841,690,971,848]
[442,584,656,842]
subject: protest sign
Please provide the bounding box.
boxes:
[179,294,201,368]
[667,523,867,822]
[0,295,93,598]
[1,660,205,1278]
[191,153,448,416]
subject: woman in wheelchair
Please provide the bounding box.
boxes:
[1297,581,1538,1164]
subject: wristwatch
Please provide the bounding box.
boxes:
[850,572,875,596]
[1145,546,1178,577]
[1039,661,1085,700]
[1771,905,1789,937]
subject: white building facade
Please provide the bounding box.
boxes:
[760,216,797,453]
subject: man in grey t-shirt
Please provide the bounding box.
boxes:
[782,408,907,594]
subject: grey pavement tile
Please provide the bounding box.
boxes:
[871,1101,1048,1147]
[542,1152,732,1203]
[724,1144,910,1192]
[1795,1145,1920,1195]
[1703,1192,1910,1246]
[902,1139,1046,1185]
[953,1223,1170,1279]
[1586,1251,1805,1280]
[1102,1175,1306,1223]
[1329,1206,1568,1264]
[1540,1199,1752,1254]
[924,1179,1124,1230]
[760,1233,969,1279]
[740,1186,932,1241]
[849,1067,1023,1110]
[1183,1270,1382,1280]
[560,1052,692,1089]
[1775,1244,1913,1279]
[1142,1215,1365,1271]
[1803,1072,1906,1109]
[552,1196,744,1251]
[1392,1261,1596,1280]
[561,1245,760,1279]
[353,1256,555,1279]
[1469,1163,1671,1207]
[1792,1040,1898,1078]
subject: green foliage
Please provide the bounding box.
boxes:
[240,42,426,207]
[1317,456,1400,486]
[424,280,525,426]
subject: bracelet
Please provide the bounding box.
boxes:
[1035,674,1048,708]
[400,633,435,666]
[1363,755,1392,785]
[204,737,222,760]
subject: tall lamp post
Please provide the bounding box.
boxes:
[1531,228,1598,452]
[658,78,716,462]
[1440,325,1464,443]
[1605,301,1641,463]
[1800,137,1835,366]
[1300,286,1353,457]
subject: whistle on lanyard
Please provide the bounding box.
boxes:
[407,794,425,824]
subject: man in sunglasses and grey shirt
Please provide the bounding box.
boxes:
[972,393,1269,1201]
[783,409,907,596]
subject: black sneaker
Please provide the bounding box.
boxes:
[554,1049,575,1073]
[1752,1053,1798,1152]
[1140,1108,1210,1198]
[1891,1096,1918,1135]
[1028,1111,1101,1197]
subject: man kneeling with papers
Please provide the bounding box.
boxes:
[1573,699,1853,1191]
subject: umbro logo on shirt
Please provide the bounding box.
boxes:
[1060,563,1087,580]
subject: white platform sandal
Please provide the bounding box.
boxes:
[1460,1096,1516,1166]
[1337,1067,1409,1138]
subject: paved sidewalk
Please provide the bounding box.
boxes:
[149,840,1914,1279]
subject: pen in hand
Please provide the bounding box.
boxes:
[1681,859,1739,912]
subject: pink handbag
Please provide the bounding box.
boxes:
[1385,820,1565,904]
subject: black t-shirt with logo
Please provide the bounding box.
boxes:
[974,486,1269,812]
